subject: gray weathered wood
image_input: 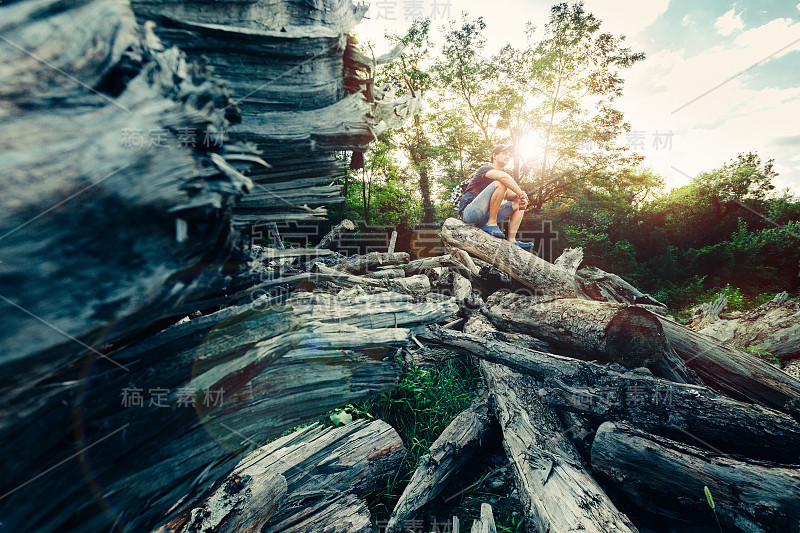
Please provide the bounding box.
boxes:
[689,292,800,360]
[480,361,638,533]
[164,463,287,533]
[440,218,579,298]
[333,251,411,274]
[386,391,492,533]
[469,503,498,533]
[659,316,800,416]
[484,292,668,367]
[317,219,357,249]
[553,247,584,275]
[576,266,667,312]
[592,421,800,533]
[0,288,451,533]
[421,327,800,463]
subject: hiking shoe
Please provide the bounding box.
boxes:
[481,224,505,239]
[514,241,534,249]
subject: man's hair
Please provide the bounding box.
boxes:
[490,144,512,163]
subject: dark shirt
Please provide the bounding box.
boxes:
[458,164,495,215]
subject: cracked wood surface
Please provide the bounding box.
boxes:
[439,218,579,298]
[592,421,800,533]
[659,317,800,416]
[484,292,668,367]
[421,327,800,463]
[479,361,638,533]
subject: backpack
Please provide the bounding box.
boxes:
[449,178,471,211]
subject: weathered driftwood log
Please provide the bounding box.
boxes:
[0,0,254,377]
[576,266,667,312]
[262,493,373,533]
[689,292,800,360]
[130,0,418,224]
[440,218,579,297]
[333,251,411,274]
[162,463,287,533]
[161,419,403,533]
[451,272,475,308]
[556,410,596,462]
[248,420,404,533]
[257,247,336,261]
[421,328,800,462]
[658,316,800,416]
[447,246,481,276]
[466,302,697,386]
[317,219,356,249]
[310,263,434,298]
[391,274,432,296]
[464,312,566,356]
[469,503,498,533]
[287,291,456,330]
[592,421,800,533]
[553,247,584,275]
[480,361,638,533]
[365,268,406,279]
[484,292,668,367]
[402,254,473,279]
[166,418,404,533]
[386,390,492,533]
[0,289,452,533]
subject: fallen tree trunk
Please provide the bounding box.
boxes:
[576,266,667,313]
[592,421,800,533]
[480,361,638,533]
[484,292,669,367]
[262,493,373,533]
[333,251,411,275]
[386,390,492,533]
[439,218,579,298]
[317,219,356,249]
[658,317,800,416]
[402,254,471,277]
[241,420,404,532]
[689,292,800,360]
[163,464,287,533]
[0,289,453,532]
[165,419,403,533]
[421,327,800,463]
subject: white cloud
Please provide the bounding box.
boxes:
[715,8,745,36]
[614,13,800,191]
[581,0,671,41]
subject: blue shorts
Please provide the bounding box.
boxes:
[460,181,516,227]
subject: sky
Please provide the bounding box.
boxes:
[353,0,800,194]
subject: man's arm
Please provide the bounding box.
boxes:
[486,169,528,205]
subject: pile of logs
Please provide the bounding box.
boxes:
[3,0,800,529]
[169,217,800,532]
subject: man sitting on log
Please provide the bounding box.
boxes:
[457,145,534,249]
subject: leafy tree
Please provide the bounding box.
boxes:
[435,15,496,146]
[496,2,645,212]
[381,19,438,223]
[692,151,777,219]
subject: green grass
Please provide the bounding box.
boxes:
[319,349,528,530]
[347,349,490,524]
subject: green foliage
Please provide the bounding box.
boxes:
[741,345,780,364]
[350,351,482,520]
[652,275,707,314]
